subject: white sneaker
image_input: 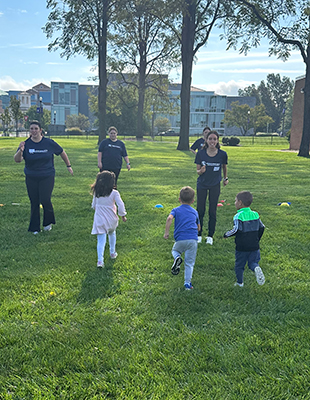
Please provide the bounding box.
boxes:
[197,236,202,243]
[110,252,118,259]
[254,266,265,285]
[33,231,39,235]
[206,236,213,245]
[43,224,52,232]
[234,282,244,287]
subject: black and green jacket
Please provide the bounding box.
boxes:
[224,207,265,252]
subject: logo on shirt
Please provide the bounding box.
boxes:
[108,144,121,149]
[29,149,48,154]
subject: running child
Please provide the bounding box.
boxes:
[164,186,200,290]
[91,171,127,268]
[224,191,265,287]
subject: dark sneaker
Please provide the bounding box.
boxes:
[171,256,182,275]
[184,282,193,290]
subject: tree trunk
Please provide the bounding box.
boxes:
[298,55,310,157]
[177,0,196,151]
[98,2,108,144]
[136,40,147,140]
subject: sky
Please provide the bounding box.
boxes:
[0,1,306,96]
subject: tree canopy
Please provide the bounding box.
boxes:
[228,0,310,156]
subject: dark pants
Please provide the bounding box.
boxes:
[196,183,220,237]
[235,250,261,284]
[25,175,55,232]
[100,168,121,187]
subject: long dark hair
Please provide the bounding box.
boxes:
[203,130,220,149]
[91,171,115,198]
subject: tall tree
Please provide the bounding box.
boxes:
[239,74,294,132]
[25,106,51,132]
[223,101,273,135]
[9,96,23,137]
[44,0,116,143]
[0,108,11,136]
[109,0,177,139]
[165,0,231,150]
[228,0,310,157]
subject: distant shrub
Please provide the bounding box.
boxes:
[66,127,83,135]
[222,136,240,146]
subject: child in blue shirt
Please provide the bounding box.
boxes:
[164,186,200,290]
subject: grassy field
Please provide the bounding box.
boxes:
[1,137,310,399]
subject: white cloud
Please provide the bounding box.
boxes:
[19,60,39,65]
[0,11,4,17]
[0,76,49,91]
[18,9,27,13]
[196,80,254,96]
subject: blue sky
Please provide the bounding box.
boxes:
[0,1,305,95]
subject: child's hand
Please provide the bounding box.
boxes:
[121,216,127,222]
[163,233,169,239]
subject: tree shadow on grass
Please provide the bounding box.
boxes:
[77,261,121,303]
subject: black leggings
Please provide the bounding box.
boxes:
[25,175,55,232]
[196,183,220,237]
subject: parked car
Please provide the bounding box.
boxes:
[157,129,179,136]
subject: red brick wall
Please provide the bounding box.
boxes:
[290,77,305,150]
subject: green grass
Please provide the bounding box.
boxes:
[1,137,310,399]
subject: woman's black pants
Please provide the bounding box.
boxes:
[196,183,220,237]
[25,175,55,232]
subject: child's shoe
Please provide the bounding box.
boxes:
[110,252,118,259]
[171,256,182,275]
[97,261,104,268]
[206,236,213,245]
[197,236,202,243]
[184,282,193,290]
[234,282,244,287]
[254,266,265,285]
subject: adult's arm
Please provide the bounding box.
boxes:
[124,156,131,171]
[14,141,25,163]
[196,164,206,176]
[222,164,228,186]
[60,151,73,175]
[98,152,103,170]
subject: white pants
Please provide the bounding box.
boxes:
[97,231,116,262]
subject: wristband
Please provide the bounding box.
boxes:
[127,163,130,165]
[223,177,228,181]
[67,165,71,168]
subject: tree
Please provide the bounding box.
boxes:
[258,74,294,132]
[223,101,273,135]
[9,96,23,137]
[109,0,177,139]
[228,0,310,157]
[0,108,11,136]
[238,84,261,106]
[154,116,171,133]
[25,106,51,132]
[249,104,274,135]
[164,0,234,150]
[239,74,294,132]
[66,113,90,131]
[44,0,117,143]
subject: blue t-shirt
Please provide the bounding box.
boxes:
[195,148,228,189]
[170,204,200,241]
[190,137,205,151]
[98,139,128,170]
[21,137,63,176]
